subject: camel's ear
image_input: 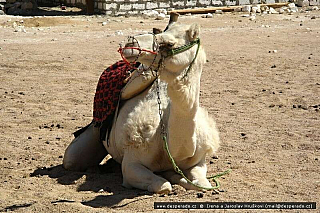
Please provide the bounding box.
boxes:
[187,23,200,41]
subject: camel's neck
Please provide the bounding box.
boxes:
[163,56,203,161]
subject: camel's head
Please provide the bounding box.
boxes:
[119,13,204,76]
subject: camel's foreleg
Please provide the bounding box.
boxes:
[63,124,108,171]
[122,152,172,194]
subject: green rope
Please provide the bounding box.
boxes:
[163,135,231,191]
[167,38,200,57]
[158,37,230,191]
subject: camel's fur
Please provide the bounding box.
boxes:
[63,21,220,194]
[107,22,220,193]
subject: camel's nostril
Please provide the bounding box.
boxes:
[125,43,135,48]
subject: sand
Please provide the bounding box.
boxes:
[0,9,319,212]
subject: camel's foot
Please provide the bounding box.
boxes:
[148,180,172,194]
[162,160,211,191]
[121,154,172,194]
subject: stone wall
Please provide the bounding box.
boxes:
[34,0,319,15]
[78,0,293,15]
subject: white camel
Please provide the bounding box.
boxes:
[63,14,220,194]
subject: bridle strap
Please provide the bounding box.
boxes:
[167,38,200,57]
[117,35,201,79]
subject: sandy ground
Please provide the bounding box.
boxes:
[0,8,319,212]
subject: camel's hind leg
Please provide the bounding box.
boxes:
[121,152,172,194]
[63,124,108,171]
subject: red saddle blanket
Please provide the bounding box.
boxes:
[74,61,139,142]
[93,60,129,123]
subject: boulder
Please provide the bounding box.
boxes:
[269,7,278,14]
[297,0,309,7]
[242,5,251,12]
[156,13,165,20]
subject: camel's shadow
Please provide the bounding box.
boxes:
[30,159,152,208]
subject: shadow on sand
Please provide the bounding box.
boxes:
[30,158,152,208]
[5,6,88,16]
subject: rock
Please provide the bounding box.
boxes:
[269,7,278,14]
[142,10,159,19]
[156,13,166,20]
[279,8,285,14]
[288,3,296,9]
[242,5,251,12]
[261,5,269,12]
[291,7,299,13]
[201,13,213,18]
[234,7,242,12]
[249,15,256,21]
[155,9,167,15]
[115,30,123,36]
[297,0,309,7]
[102,22,107,26]
[6,0,16,3]
[196,192,204,198]
[312,6,319,10]
[252,5,261,13]
[0,10,4,15]
[215,10,223,14]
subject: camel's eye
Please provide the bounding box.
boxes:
[166,42,175,48]
[159,42,175,51]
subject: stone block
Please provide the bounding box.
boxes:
[225,0,237,6]
[212,1,223,6]
[105,3,117,10]
[263,0,275,3]
[251,0,262,4]
[239,0,250,5]
[132,3,145,10]
[242,5,251,11]
[297,0,309,6]
[186,0,197,7]
[146,2,158,9]
[119,3,132,11]
[172,1,184,7]
[310,0,319,5]
[198,0,211,6]
[159,2,170,8]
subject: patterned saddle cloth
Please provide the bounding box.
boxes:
[74,61,140,144]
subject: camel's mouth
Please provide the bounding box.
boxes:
[121,49,141,62]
